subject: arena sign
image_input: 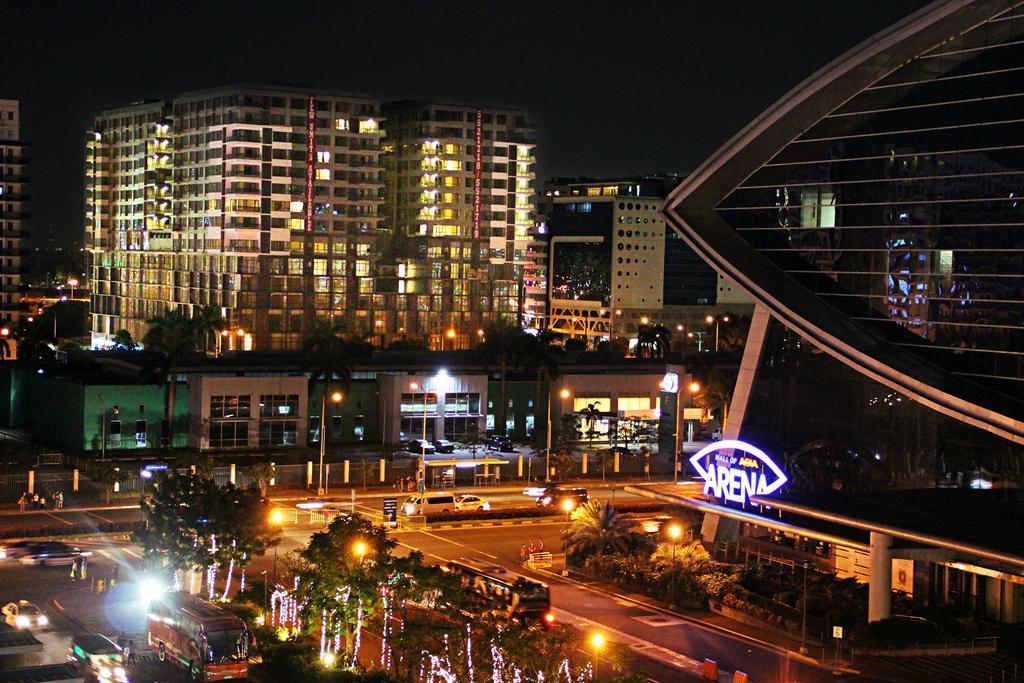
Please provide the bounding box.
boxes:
[688,440,787,505]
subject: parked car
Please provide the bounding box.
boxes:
[404,439,436,455]
[67,633,127,683]
[431,439,456,454]
[608,446,632,458]
[2,600,48,629]
[536,487,589,510]
[18,541,87,567]
[454,494,491,511]
[402,493,456,515]
[711,427,723,441]
[485,434,515,452]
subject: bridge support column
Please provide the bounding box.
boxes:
[868,531,892,623]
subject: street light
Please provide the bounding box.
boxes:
[270,510,283,583]
[410,381,437,493]
[667,523,682,562]
[590,632,606,679]
[352,540,368,560]
[318,389,343,495]
[705,314,730,352]
[561,498,575,576]
[67,278,79,300]
[800,560,810,654]
[546,388,571,483]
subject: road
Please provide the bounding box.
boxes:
[0,482,645,535]
[0,481,870,683]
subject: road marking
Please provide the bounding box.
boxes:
[414,528,499,560]
[394,539,450,564]
[84,510,117,524]
[41,511,74,526]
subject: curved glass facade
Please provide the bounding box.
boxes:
[717,5,1024,398]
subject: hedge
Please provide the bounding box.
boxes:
[425,500,666,524]
[0,520,144,540]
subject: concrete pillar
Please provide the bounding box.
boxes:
[343,460,350,484]
[379,458,386,483]
[868,532,893,622]
[306,461,313,488]
[73,469,79,492]
[613,451,620,474]
[27,470,34,494]
[229,463,236,484]
[581,452,588,475]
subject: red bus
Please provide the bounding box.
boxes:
[147,591,251,681]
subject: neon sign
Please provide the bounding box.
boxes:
[660,372,679,393]
[689,439,787,505]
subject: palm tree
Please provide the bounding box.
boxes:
[635,324,671,358]
[580,403,602,446]
[479,321,523,435]
[192,305,225,354]
[516,331,562,440]
[143,308,202,449]
[564,502,642,559]
[302,319,354,443]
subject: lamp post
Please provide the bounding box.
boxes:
[590,632,606,682]
[352,540,368,563]
[800,560,810,654]
[410,382,435,493]
[687,381,701,445]
[705,314,730,352]
[318,389,343,495]
[561,498,574,576]
[67,278,79,300]
[546,388,570,483]
[270,510,283,583]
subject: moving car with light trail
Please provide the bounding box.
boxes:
[2,600,48,629]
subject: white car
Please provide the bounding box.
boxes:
[454,494,491,512]
[2,600,48,629]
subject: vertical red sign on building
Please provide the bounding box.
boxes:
[472,109,483,240]
[305,95,316,233]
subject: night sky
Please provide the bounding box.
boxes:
[1,1,928,248]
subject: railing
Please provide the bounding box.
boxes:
[852,636,999,657]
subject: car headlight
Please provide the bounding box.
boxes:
[542,497,551,505]
[36,615,48,626]
[0,549,6,559]
[482,503,491,510]
[403,504,415,514]
[15,615,30,628]
[113,667,126,678]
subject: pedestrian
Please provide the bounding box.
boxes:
[519,544,528,564]
[32,493,39,510]
[80,555,88,581]
[39,495,47,510]
[538,538,545,552]
[56,491,63,509]
[126,639,136,665]
[17,493,25,512]
[528,539,536,555]
[69,558,78,581]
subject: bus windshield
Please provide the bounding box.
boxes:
[204,628,246,662]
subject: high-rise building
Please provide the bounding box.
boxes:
[86,86,385,350]
[381,102,536,348]
[0,99,28,325]
[542,175,748,346]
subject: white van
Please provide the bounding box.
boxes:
[402,493,456,515]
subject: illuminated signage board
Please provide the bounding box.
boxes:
[688,440,787,505]
[660,372,679,393]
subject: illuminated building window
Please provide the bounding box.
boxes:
[356,244,369,256]
[331,261,345,276]
[315,168,331,181]
[335,118,348,130]
[313,242,327,254]
[355,260,369,276]
[443,176,456,187]
[288,258,303,275]
[574,396,611,412]
[313,259,327,276]
[398,263,407,278]
[359,278,373,293]
[316,151,331,164]
[289,200,304,212]
[443,160,462,171]
[444,143,459,155]
[287,218,305,231]
[587,187,601,197]
[358,119,379,134]
[618,396,652,412]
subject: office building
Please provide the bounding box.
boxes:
[381,101,536,348]
[86,85,385,350]
[0,99,28,325]
[542,176,747,346]
[643,0,1024,624]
